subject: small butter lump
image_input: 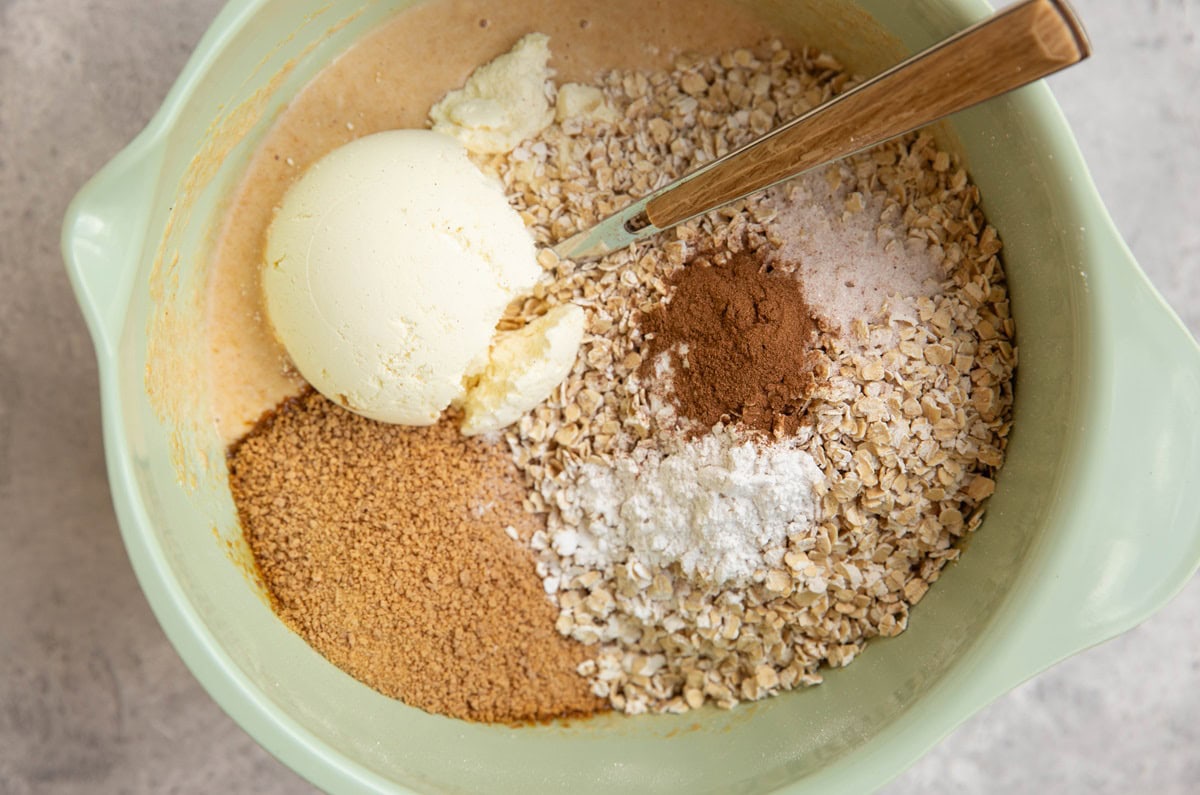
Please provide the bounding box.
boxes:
[461,304,586,436]
[430,33,554,154]
[262,129,540,426]
[555,83,618,123]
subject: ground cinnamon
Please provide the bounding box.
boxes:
[641,251,822,437]
[228,389,604,723]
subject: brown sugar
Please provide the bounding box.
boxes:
[641,251,824,438]
[228,389,605,723]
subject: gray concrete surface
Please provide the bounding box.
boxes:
[0,0,1196,792]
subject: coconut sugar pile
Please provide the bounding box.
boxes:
[229,392,603,723]
[224,32,1015,722]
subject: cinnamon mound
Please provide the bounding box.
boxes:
[642,252,822,437]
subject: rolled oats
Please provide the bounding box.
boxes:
[481,42,1015,715]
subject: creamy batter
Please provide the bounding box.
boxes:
[205,0,783,443]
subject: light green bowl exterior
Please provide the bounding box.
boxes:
[61,1,1200,793]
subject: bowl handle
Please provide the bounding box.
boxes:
[997,227,1200,680]
[61,138,166,356]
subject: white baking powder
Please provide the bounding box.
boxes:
[565,426,822,584]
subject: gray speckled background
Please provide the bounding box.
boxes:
[0,0,1196,792]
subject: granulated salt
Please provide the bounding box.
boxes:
[770,167,944,332]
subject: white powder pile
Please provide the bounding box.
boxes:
[770,166,944,332]
[563,426,822,584]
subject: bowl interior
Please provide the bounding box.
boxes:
[118,0,1086,792]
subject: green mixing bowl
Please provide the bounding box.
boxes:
[60,1,1200,792]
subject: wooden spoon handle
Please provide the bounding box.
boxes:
[644,0,1091,230]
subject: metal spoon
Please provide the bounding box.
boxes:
[553,0,1090,261]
